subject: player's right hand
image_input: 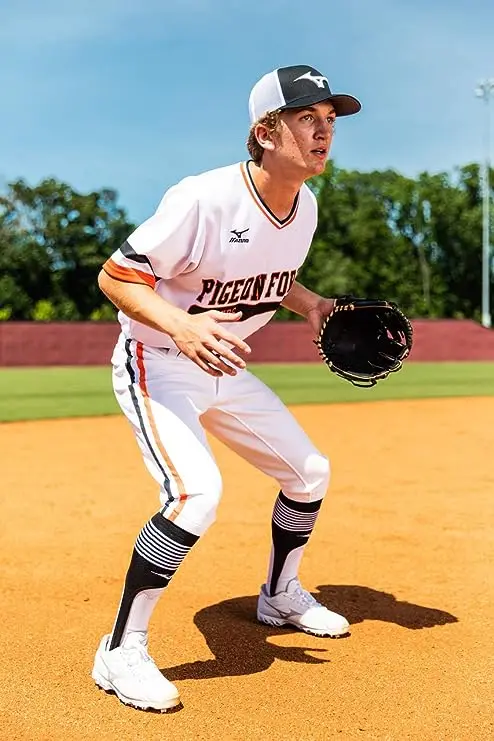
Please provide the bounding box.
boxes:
[169,310,251,377]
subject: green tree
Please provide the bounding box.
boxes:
[1,165,490,323]
[0,212,52,318]
[302,162,490,319]
[306,165,429,316]
[416,165,485,319]
[0,179,135,320]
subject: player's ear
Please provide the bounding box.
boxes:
[254,123,276,152]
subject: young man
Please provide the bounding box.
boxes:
[92,64,361,712]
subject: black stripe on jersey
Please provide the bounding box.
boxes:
[188,301,282,320]
[246,160,299,225]
[120,240,157,275]
[124,339,173,503]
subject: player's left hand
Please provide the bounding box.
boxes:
[305,297,335,338]
[314,295,413,387]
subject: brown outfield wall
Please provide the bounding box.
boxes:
[1,319,494,366]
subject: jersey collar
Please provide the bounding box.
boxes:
[240,161,299,229]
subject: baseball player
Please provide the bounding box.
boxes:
[92,64,361,712]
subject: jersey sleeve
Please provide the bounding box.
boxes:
[102,183,203,288]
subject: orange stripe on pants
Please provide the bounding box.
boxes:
[135,342,188,521]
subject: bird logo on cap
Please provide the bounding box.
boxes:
[293,71,329,89]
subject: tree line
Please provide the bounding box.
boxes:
[0,163,491,321]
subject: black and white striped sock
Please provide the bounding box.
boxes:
[109,512,198,649]
[267,491,322,597]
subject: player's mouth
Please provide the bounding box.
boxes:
[311,148,327,160]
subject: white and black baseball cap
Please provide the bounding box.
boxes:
[249,65,361,123]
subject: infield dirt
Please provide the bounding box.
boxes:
[2,398,493,741]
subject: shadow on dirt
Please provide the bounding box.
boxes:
[163,584,458,681]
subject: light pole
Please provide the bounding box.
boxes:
[475,79,494,328]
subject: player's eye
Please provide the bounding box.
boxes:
[301,114,314,122]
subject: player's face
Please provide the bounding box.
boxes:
[276,102,336,177]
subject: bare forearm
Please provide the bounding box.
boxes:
[98,269,251,377]
[98,269,187,336]
[281,281,330,318]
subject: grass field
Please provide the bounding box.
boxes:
[1,361,493,422]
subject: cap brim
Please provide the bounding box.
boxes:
[281,90,361,117]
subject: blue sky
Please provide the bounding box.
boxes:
[1,0,493,224]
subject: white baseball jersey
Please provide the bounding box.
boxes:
[106,160,327,534]
[103,161,318,348]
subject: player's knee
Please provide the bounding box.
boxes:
[162,467,223,535]
[306,452,331,500]
[281,451,330,503]
[193,476,223,530]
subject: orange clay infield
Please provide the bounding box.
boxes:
[2,398,494,741]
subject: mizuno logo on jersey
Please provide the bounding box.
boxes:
[293,71,329,89]
[230,228,250,243]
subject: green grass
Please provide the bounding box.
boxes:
[252,361,494,404]
[0,362,493,422]
[0,366,118,422]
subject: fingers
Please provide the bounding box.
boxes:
[205,310,252,355]
[208,310,243,322]
[205,339,246,369]
[191,354,222,377]
[189,348,237,377]
[218,331,251,355]
[200,349,238,376]
[175,310,252,376]
[190,343,245,377]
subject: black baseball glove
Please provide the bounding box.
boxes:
[315,296,413,387]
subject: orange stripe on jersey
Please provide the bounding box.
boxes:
[135,343,187,512]
[103,258,156,288]
[241,163,279,227]
[240,162,299,230]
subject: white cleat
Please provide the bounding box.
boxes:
[91,631,181,712]
[257,578,350,638]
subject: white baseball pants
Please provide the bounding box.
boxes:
[111,333,330,536]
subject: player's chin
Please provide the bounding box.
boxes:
[304,158,327,176]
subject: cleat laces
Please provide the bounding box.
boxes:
[287,579,319,609]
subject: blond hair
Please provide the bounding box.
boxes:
[246,110,281,164]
